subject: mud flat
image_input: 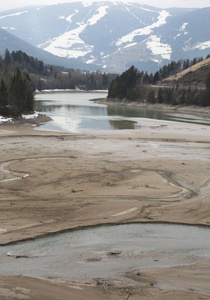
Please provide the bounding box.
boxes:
[0,118,210,299]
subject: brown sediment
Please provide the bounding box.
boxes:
[0,118,210,299]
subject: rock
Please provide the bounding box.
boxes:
[107,250,122,256]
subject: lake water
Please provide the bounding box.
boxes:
[35,91,210,133]
[0,224,209,280]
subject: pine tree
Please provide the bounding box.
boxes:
[158,87,164,103]
[9,68,25,115]
[153,71,160,84]
[203,72,210,106]
[0,79,8,115]
[4,49,11,65]
[24,73,34,112]
[147,90,155,104]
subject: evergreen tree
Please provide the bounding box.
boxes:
[165,88,174,104]
[203,72,210,106]
[108,78,119,98]
[24,73,34,112]
[153,71,160,84]
[158,87,164,103]
[0,79,8,115]
[185,87,193,105]
[4,49,11,65]
[147,90,155,104]
[180,90,186,105]
[108,65,139,100]
[9,68,25,115]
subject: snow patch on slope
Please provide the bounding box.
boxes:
[183,40,210,52]
[88,6,108,25]
[179,22,188,32]
[174,22,188,39]
[59,10,79,23]
[146,35,172,60]
[39,5,108,59]
[2,26,16,30]
[195,41,210,50]
[0,11,28,20]
[40,24,93,58]
[116,10,170,46]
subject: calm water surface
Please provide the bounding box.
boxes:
[35,91,210,133]
[0,224,210,279]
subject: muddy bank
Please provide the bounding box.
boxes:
[0,113,51,130]
[97,98,210,116]
[0,120,210,299]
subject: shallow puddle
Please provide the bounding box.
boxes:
[0,224,210,280]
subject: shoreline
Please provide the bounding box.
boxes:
[1,219,210,247]
[0,108,210,299]
[97,98,210,116]
[0,113,52,129]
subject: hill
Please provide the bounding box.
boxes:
[0,3,210,73]
[162,57,210,86]
[0,28,98,71]
[107,59,210,107]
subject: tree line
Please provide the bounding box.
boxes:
[0,49,116,92]
[1,48,210,117]
[0,68,34,116]
[0,49,117,117]
[147,84,210,107]
[108,61,210,107]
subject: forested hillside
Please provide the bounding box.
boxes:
[0,50,35,116]
[108,57,210,107]
[0,49,116,117]
[0,49,117,91]
[1,48,210,118]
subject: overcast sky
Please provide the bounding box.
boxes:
[1,0,210,12]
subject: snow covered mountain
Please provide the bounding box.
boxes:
[0,2,210,73]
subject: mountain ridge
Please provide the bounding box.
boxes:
[0,2,210,73]
[0,28,98,71]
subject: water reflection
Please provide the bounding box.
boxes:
[109,120,135,130]
[35,92,210,133]
[35,92,137,132]
[107,105,210,125]
[107,105,165,120]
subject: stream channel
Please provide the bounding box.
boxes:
[0,224,210,281]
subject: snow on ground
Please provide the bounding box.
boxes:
[0,11,28,20]
[195,41,210,50]
[86,58,97,64]
[66,9,79,23]
[146,35,172,60]
[40,5,108,59]
[82,0,93,7]
[124,42,137,49]
[179,22,188,32]
[174,22,188,39]
[88,6,108,25]
[22,112,39,120]
[39,21,93,59]
[0,116,12,123]
[2,26,16,30]
[183,40,210,52]
[116,10,170,46]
